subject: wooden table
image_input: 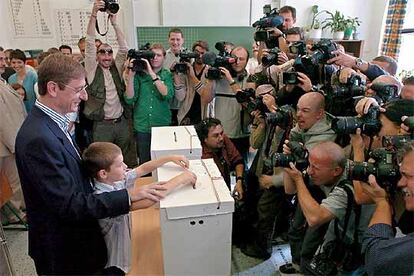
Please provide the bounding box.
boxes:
[128,177,164,276]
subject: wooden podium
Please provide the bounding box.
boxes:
[128,177,163,275]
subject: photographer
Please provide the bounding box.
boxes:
[200,46,255,162]
[361,141,414,276]
[124,44,174,164]
[241,85,293,259]
[277,27,303,65]
[84,0,135,166]
[350,99,414,231]
[173,40,210,125]
[280,92,337,273]
[284,141,373,275]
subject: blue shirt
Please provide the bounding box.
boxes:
[8,69,38,112]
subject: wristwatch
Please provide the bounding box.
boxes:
[355,58,364,69]
[229,79,237,86]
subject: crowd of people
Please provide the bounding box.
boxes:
[1,0,413,275]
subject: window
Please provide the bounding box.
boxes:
[397,1,414,76]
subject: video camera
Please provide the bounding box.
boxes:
[173,50,200,73]
[202,42,237,80]
[99,0,119,14]
[264,141,309,172]
[329,106,382,136]
[127,43,155,73]
[370,82,399,105]
[331,74,366,98]
[349,147,400,190]
[253,5,284,49]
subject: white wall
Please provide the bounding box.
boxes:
[0,0,387,59]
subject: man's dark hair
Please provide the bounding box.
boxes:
[168,27,184,38]
[10,49,26,63]
[192,40,209,52]
[279,5,296,20]
[373,55,398,76]
[285,27,303,40]
[402,76,414,85]
[195,118,222,142]
[0,46,4,51]
[59,45,72,54]
[383,99,414,125]
[78,37,86,46]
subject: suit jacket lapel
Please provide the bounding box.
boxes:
[33,106,82,163]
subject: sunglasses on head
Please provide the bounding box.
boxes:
[97,49,113,54]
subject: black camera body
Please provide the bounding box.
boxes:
[349,147,400,189]
[99,0,119,14]
[283,72,299,85]
[293,39,337,84]
[127,49,155,73]
[331,74,366,98]
[265,141,309,171]
[370,82,399,104]
[330,106,382,136]
[261,47,281,67]
[265,105,294,129]
[382,135,413,149]
[173,51,200,74]
[289,41,307,56]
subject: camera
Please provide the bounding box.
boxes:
[173,50,200,73]
[370,82,399,104]
[127,48,155,73]
[291,39,337,85]
[99,0,119,14]
[261,47,281,67]
[382,135,413,149]
[235,88,270,114]
[265,141,309,171]
[253,5,284,48]
[283,72,299,85]
[289,41,307,56]
[331,74,366,98]
[202,43,237,80]
[349,147,400,190]
[330,106,382,136]
[265,105,295,129]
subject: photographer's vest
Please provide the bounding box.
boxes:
[83,65,129,121]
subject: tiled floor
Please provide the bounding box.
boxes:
[3,226,290,276]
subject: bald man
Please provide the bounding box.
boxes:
[284,141,374,274]
[279,92,337,274]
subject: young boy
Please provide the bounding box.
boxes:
[82,142,196,275]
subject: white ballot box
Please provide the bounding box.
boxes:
[151,126,202,160]
[156,159,234,276]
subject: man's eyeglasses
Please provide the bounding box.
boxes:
[61,83,88,94]
[97,49,113,55]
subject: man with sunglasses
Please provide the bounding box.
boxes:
[83,0,135,166]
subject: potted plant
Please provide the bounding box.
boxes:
[344,17,361,39]
[322,10,348,40]
[306,5,328,39]
[344,17,361,40]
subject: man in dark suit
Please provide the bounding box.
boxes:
[15,54,169,275]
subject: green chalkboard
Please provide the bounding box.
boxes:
[136,26,255,55]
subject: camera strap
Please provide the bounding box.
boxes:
[95,14,111,36]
